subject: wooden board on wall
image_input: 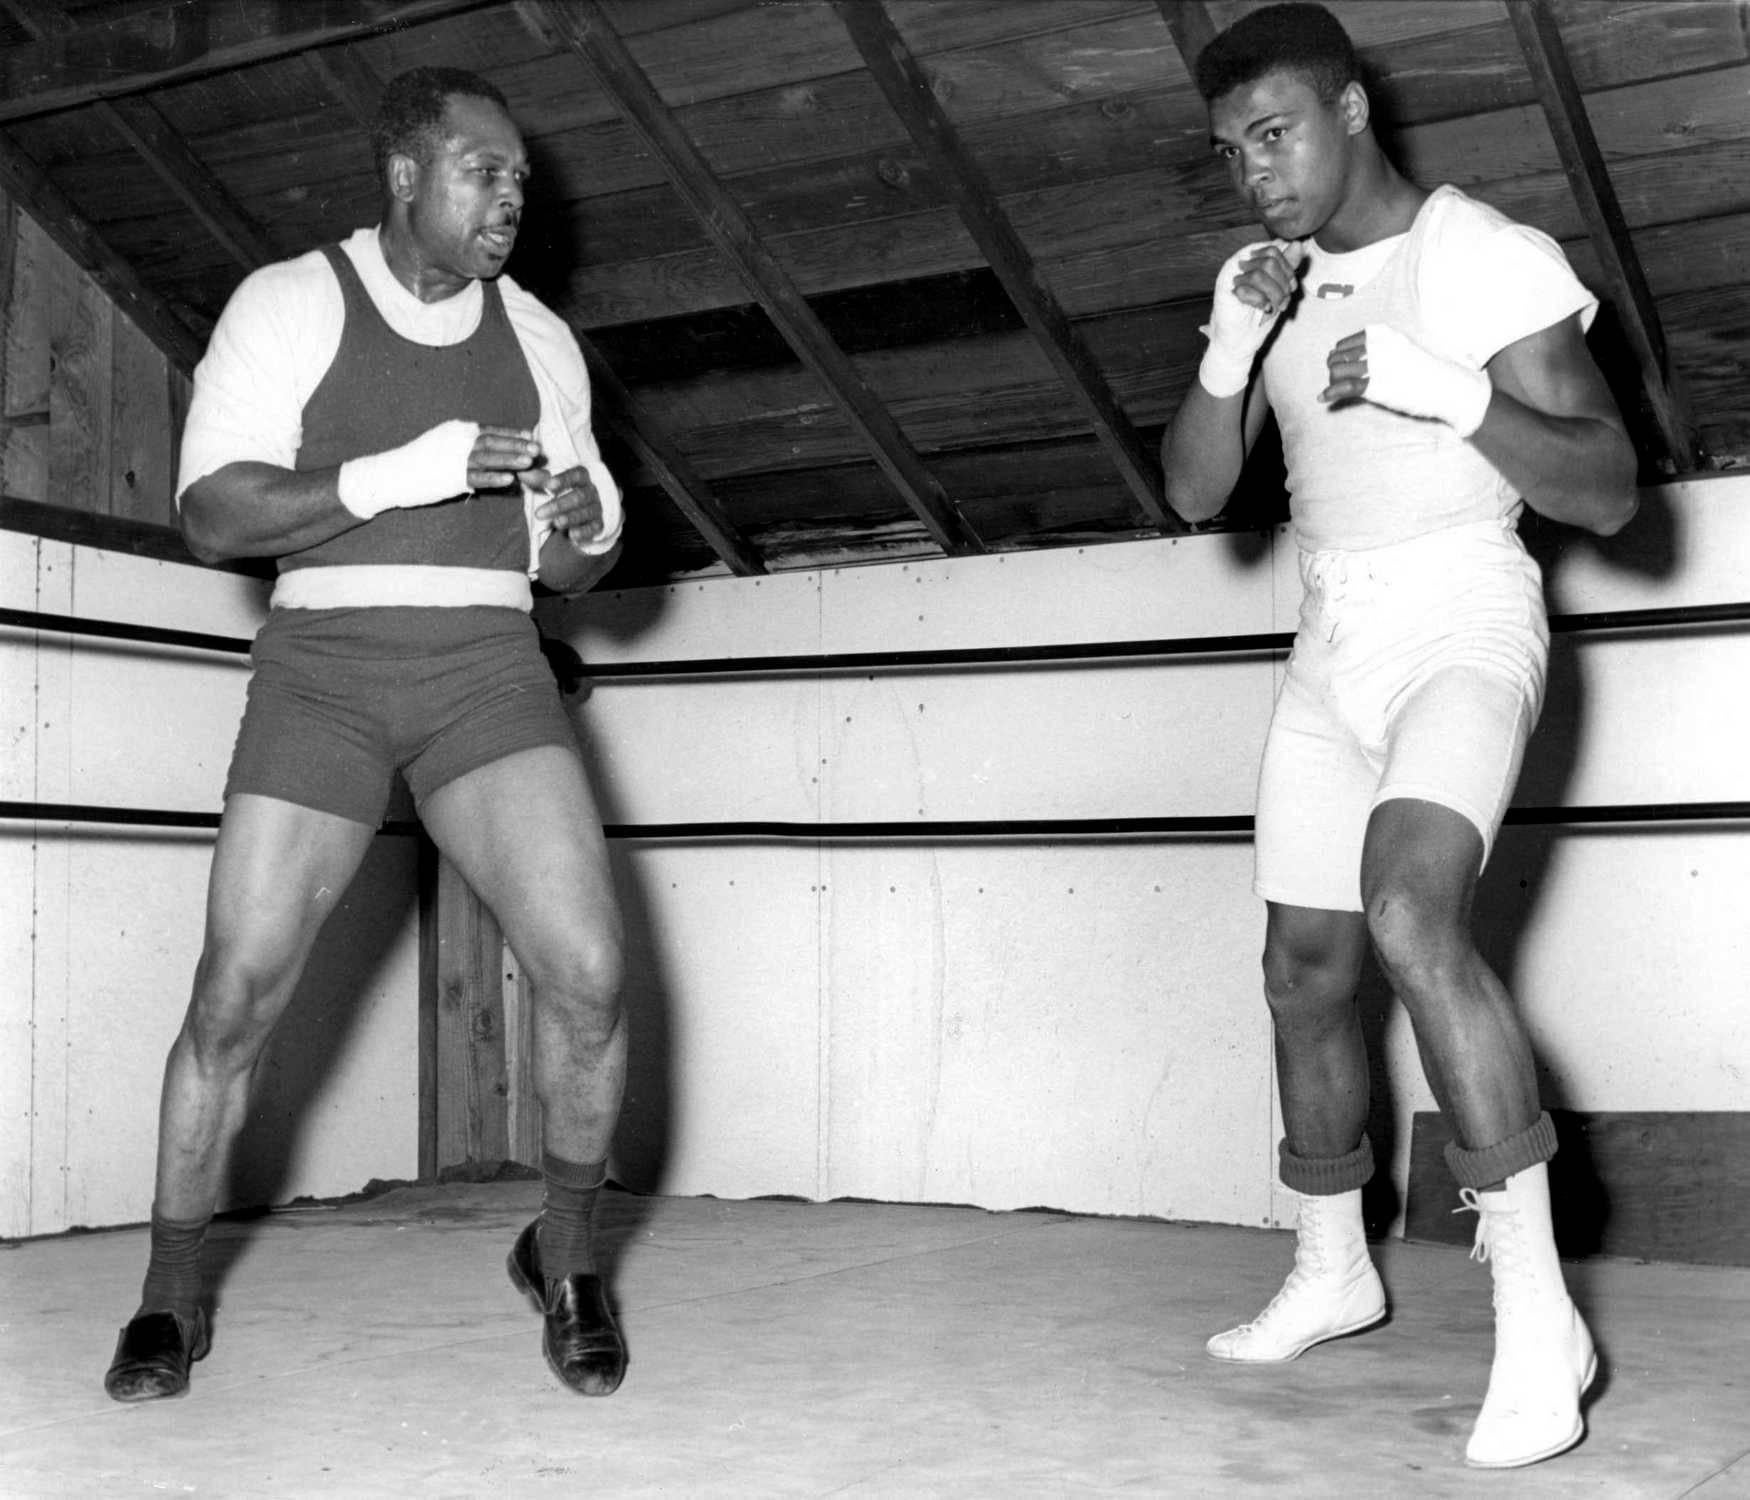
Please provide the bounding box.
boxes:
[1405,1110,1750,1268]
[3,194,186,523]
[47,252,114,513]
[109,311,176,525]
[1,202,51,501]
[419,851,540,1179]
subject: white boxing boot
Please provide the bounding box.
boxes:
[1460,1162,1597,1468]
[1207,1188,1386,1362]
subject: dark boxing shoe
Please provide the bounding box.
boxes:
[507,1220,626,1396]
[103,1308,210,1402]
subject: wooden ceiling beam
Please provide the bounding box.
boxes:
[1506,0,1703,475]
[301,44,388,130]
[525,0,983,558]
[97,98,279,270]
[0,0,500,125]
[0,130,202,371]
[575,331,767,577]
[1155,0,1220,78]
[833,0,1176,534]
[0,0,276,270]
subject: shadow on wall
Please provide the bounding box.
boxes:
[218,836,422,1221]
[1480,491,1681,1242]
[1322,483,1683,1240]
[539,588,679,1198]
[1440,493,1681,1240]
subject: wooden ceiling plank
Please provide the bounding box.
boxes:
[397,2,1738,266]
[301,45,388,130]
[526,0,983,557]
[576,330,767,576]
[1155,0,1220,76]
[2,0,277,270]
[0,0,502,125]
[95,100,278,270]
[0,131,202,372]
[4,0,276,269]
[1506,0,1703,474]
[833,0,1175,534]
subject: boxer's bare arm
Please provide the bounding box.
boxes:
[1163,240,1300,524]
[1474,318,1639,536]
[181,427,542,562]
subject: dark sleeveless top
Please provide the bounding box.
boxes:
[280,245,540,574]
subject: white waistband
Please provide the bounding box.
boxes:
[1297,516,1518,567]
[270,565,534,611]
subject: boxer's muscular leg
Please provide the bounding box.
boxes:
[153,795,378,1227]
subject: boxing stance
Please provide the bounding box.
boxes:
[106,66,630,1402]
[1162,4,1637,1469]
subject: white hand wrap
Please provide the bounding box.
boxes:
[1360,324,1492,437]
[336,419,481,519]
[1198,240,1298,398]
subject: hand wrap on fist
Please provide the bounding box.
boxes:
[1198,240,1303,398]
[1354,324,1492,437]
[336,419,481,520]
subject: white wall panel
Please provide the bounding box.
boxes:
[610,843,823,1199]
[1542,475,1750,611]
[566,529,1291,1226]
[1528,634,1748,806]
[563,483,1750,1235]
[819,662,1273,821]
[8,474,1747,1237]
[560,569,826,664]
[821,844,1273,1226]
[1500,830,1750,1110]
[1,536,419,1237]
[814,538,1280,651]
[577,677,824,826]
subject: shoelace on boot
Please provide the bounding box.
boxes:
[1455,1187,1531,1315]
[1233,1199,1336,1332]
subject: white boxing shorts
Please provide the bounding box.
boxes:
[1253,517,1549,913]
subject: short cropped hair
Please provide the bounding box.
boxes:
[371,66,511,180]
[1193,3,1359,105]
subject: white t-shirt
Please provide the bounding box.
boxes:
[177,227,622,606]
[1262,185,1598,553]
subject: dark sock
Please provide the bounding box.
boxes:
[136,1211,209,1323]
[536,1152,606,1279]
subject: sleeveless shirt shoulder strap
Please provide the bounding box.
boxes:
[319,242,382,328]
[479,274,511,330]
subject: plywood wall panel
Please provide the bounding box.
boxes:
[1,197,185,523]
[821,843,1273,1225]
[1,207,51,502]
[46,246,114,514]
[108,310,175,524]
[554,481,1747,1236]
[609,842,825,1200]
[0,535,419,1239]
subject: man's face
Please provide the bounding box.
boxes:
[400,94,529,284]
[1207,68,1358,241]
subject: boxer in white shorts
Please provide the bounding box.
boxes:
[1255,516,1549,913]
[1160,3,1639,1471]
